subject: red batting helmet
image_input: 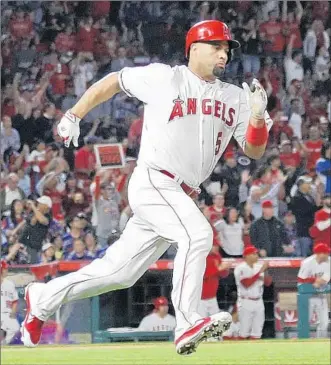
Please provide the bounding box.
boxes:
[1,259,8,272]
[185,20,240,62]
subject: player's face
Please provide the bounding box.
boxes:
[316,253,329,263]
[192,41,229,79]
[158,305,169,316]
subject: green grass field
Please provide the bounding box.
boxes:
[1,340,330,365]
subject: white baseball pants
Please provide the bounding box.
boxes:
[198,297,220,317]
[238,298,265,338]
[310,296,329,338]
[1,314,20,344]
[31,166,213,340]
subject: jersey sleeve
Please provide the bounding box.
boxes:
[233,89,273,150]
[138,316,151,331]
[118,63,174,104]
[297,261,314,283]
[11,282,19,302]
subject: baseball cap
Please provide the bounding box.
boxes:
[224,150,235,160]
[85,136,100,145]
[37,196,52,209]
[42,242,54,252]
[153,296,169,309]
[297,176,312,186]
[313,243,331,255]
[243,245,258,256]
[319,116,328,124]
[280,116,289,123]
[76,212,87,220]
[262,200,273,209]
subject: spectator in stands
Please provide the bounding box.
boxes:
[250,200,291,257]
[281,0,303,51]
[289,99,303,140]
[39,242,56,263]
[1,116,20,158]
[19,196,52,263]
[210,151,241,207]
[316,142,331,194]
[204,193,225,223]
[65,238,94,261]
[95,181,120,248]
[248,165,285,218]
[2,199,26,244]
[111,46,134,72]
[214,207,244,258]
[76,16,99,53]
[138,296,176,332]
[319,117,329,143]
[284,34,304,89]
[259,10,285,57]
[34,103,56,143]
[241,18,261,77]
[84,232,106,259]
[0,173,25,214]
[304,126,323,173]
[309,194,331,248]
[74,136,98,181]
[290,176,319,257]
[55,25,77,53]
[283,211,297,256]
[63,191,89,219]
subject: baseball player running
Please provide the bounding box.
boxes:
[21,20,272,354]
[1,260,20,345]
[297,242,330,338]
[234,246,270,339]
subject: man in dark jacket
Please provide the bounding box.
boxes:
[250,200,291,257]
[210,151,241,207]
[19,196,52,263]
[290,176,319,257]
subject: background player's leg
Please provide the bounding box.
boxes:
[238,300,253,338]
[31,216,170,321]
[316,298,329,338]
[250,301,265,339]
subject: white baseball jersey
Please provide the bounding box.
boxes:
[118,64,273,188]
[138,312,176,332]
[234,262,264,299]
[298,255,331,284]
[1,278,18,314]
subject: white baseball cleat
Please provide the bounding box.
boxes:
[20,283,45,347]
[175,311,232,355]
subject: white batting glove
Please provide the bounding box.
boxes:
[57,110,81,148]
[242,78,268,120]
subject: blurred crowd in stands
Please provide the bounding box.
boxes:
[1,1,330,265]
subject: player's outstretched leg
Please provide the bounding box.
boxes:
[145,169,232,355]
[20,216,170,347]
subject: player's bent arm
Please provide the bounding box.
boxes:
[243,116,269,160]
[71,73,122,119]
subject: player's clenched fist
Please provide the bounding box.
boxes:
[57,110,81,148]
[242,78,268,120]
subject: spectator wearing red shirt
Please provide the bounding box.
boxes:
[304,126,324,172]
[271,115,294,145]
[74,136,98,180]
[282,0,303,49]
[204,193,225,224]
[309,194,331,247]
[128,105,144,155]
[92,1,111,19]
[198,243,230,317]
[306,96,328,122]
[48,62,70,98]
[258,57,282,97]
[259,11,285,55]
[279,140,302,171]
[76,17,100,53]
[42,172,65,217]
[55,26,77,53]
[9,8,33,39]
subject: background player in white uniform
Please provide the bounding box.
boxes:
[234,246,269,339]
[1,260,20,345]
[21,20,272,355]
[297,242,330,338]
[138,297,176,332]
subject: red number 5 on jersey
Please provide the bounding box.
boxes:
[215,132,223,155]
